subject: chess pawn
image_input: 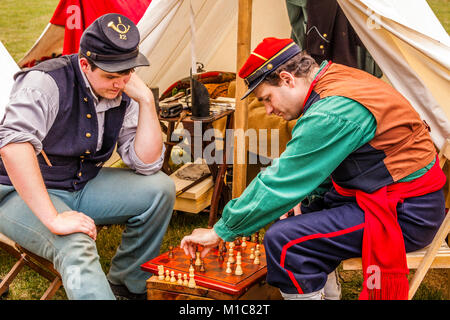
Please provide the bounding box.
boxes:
[168,246,174,258]
[241,237,247,248]
[170,270,176,282]
[195,251,202,266]
[199,260,206,273]
[254,251,261,265]
[228,242,235,249]
[177,273,183,285]
[188,274,196,288]
[226,262,232,274]
[165,270,171,282]
[183,274,189,286]
[249,247,255,259]
[235,258,243,276]
[158,265,164,281]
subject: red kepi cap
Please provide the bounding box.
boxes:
[238,37,301,100]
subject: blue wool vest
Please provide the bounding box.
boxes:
[0,54,130,191]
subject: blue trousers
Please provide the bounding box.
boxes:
[0,167,175,299]
[264,188,446,294]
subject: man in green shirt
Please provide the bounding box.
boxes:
[180,38,446,300]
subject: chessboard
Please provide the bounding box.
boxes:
[141,240,267,296]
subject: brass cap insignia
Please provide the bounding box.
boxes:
[107,17,130,40]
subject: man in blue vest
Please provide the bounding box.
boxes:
[0,13,175,299]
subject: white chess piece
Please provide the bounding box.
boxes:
[158,265,164,281]
[228,248,235,264]
[195,251,202,266]
[250,247,255,259]
[254,251,260,265]
[165,270,171,282]
[183,274,189,286]
[177,273,183,285]
[241,237,247,248]
[235,257,243,276]
[188,274,196,288]
[170,270,176,282]
[226,262,232,274]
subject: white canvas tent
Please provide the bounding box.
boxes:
[0,41,20,117]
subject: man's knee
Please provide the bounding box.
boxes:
[53,233,99,272]
[141,171,176,206]
[264,219,294,250]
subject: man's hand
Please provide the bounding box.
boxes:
[279,202,302,220]
[180,228,222,259]
[123,73,154,105]
[48,211,97,241]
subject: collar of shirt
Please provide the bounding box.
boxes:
[77,58,123,113]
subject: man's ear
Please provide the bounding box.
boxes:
[278,71,295,88]
[79,58,90,73]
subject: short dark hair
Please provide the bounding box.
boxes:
[78,52,135,75]
[262,51,318,86]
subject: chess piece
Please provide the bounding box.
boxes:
[254,251,261,265]
[229,242,235,249]
[170,270,176,282]
[241,237,247,248]
[177,273,183,285]
[158,265,164,281]
[195,251,202,266]
[249,247,255,259]
[168,246,174,258]
[228,248,235,264]
[188,274,196,288]
[235,238,241,246]
[218,252,224,262]
[189,263,195,274]
[235,257,243,276]
[226,262,232,274]
[165,270,171,282]
[200,260,206,273]
[183,274,189,286]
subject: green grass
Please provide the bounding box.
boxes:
[428,0,450,32]
[0,0,449,300]
[0,0,60,62]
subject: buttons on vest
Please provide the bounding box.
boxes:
[83,97,88,102]
[85,133,92,138]
[86,113,92,119]
[319,45,324,49]
[85,150,91,154]
[78,172,82,177]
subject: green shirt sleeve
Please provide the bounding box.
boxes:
[214,96,377,241]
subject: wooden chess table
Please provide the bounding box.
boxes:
[141,241,281,300]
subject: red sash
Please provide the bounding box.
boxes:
[333,157,446,300]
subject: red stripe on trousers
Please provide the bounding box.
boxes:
[280,222,365,294]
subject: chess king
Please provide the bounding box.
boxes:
[180,37,447,300]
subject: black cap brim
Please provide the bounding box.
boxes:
[240,76,265,100]
[94,52,150,73]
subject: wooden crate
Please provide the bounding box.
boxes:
[170,163,214,213]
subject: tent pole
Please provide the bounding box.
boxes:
[232,0,252,199]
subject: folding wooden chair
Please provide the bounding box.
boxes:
[0,232,62,300]
[342,138,450,299]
